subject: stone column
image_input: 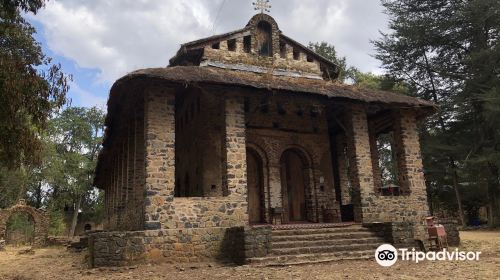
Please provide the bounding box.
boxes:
[126,124,135,230]
[393,109,429,239]
[335,134,351,205]
[144,88,175,230]
[134,107,145,230]
[344,104,375,223]
[268,164,282,209]
[368,122,383,193]
[221,96,248,201]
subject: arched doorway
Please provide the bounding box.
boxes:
[0,200,49,247]
[5,212,35,246]
[246,148,265,224]
[280,149,309,222]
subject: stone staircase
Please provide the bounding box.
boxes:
[247,224,384,266]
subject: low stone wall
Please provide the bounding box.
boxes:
[88,225,278,267]
[363,222,415,248]
[439,219,460,246]
[244,226,272,259]
[88,226,247,267]
[88,231,146,267]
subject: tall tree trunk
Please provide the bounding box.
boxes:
[452,169,465,225]
[35,182,42,208]
[69,195,82,238]
[487,163,500,227]
[422,51,465,224]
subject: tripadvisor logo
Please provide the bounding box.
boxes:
[375,244,482,267]
[375,244,398,267]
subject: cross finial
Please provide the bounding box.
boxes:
[253,0,271,14]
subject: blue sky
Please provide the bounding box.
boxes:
[27,0,389,110]
[30,20,109,109]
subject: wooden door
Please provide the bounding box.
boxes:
[282,150,306,221]
[247,149,264,224]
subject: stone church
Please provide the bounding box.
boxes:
[90,13,436,266]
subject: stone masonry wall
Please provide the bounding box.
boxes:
[221,96,248,200]
[245,94,337,223]
[89,227,247,267]
[142,89,249,231]
[346,106,430,240]
[144,87,176,230]
[201,14,322,77]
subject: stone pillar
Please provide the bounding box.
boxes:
[393,110,427,195]
[368,122,383,193]
[126,124,135,230]
[134,107,145,230]
[268,164,282,210]
[345,104,375,223]
[222,96,248,201]
[144,88,175,230]
[335,134,351,205]
[111,154,118,229]
[393,109,429,239]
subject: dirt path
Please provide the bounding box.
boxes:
[0,231,498,280]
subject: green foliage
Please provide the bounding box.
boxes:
[351,70,411,94]
[48,210,66,236]
[0,167,27,208]
[46,107,104,205]
[0,0,70,168]
[308,41,356,82]
[376,132,399,186]
[6,212,33,232]
[6,212,34,244]
[374,0,500,225]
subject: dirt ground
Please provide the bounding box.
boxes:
[0,231,498,280]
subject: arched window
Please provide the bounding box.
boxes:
[256,21,272,56]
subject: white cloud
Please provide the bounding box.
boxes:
[31,0,389,84]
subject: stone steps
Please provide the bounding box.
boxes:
[247,225,384,266]
[271,231,376,242]
[248,250,374,266]
[270,243,380,256]
[271,237,382,249]
[270,226,368,236]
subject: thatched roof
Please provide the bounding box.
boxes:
[108,66,436,114]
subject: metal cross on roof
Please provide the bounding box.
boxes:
[253,0,271,14]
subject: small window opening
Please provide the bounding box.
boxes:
[293,49,300,60]
[84,224,92,232]
[256,21,273,56]
[243,36,251,53]
[211,42,220,49]
[307,55,314,62]
[227,39,236,51]
[277,102,286,115]
[376,131,400,196]
[279,42,286,58]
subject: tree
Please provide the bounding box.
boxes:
[373,0,500,226]
[46,107,105,236]
[308,41,356,82]
[0,0,70,169]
